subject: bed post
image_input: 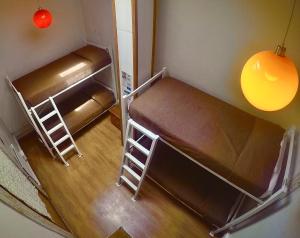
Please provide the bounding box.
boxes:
[120,68,167,143]
[121,96,129,143]
[210,127,296,237]
[107,46,119,104]
[162,67,168,78]
[5,76,55,158]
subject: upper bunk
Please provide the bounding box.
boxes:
[12,44,112,107]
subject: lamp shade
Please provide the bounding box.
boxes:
[33,8,52,29]
[241,51,298,111]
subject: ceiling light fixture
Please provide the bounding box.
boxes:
[33,1,52,29]
[241,0,298,111]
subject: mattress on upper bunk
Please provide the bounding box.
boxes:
[12,45,111,107]
[129,77,285,197]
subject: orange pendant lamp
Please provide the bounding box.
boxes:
[33,8,52,28]
[241,0,298,111]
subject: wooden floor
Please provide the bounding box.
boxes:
[20,115,211,238]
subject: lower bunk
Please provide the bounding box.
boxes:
[36,79,116,158]
[39,80,115,135]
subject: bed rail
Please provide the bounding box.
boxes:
[124,67,167,99]
[282,126,296,191]
[32,63,112,110]
[121,67,167,142]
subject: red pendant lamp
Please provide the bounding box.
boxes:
[241,0,298,111]
[33,2,52,29]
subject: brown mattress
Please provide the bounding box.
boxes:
[129,77,285,197]
[82,81,116,110]
[12,45,111,106]
[42,80,115,135]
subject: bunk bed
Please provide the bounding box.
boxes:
[7,44,117,166]
[118,68,296,236]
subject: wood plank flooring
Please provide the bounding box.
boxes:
[19,115,211,238]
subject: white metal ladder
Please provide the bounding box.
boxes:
[117,119,159,201]
[31,97,82,167]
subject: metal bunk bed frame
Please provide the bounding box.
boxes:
[6,43,118,167]
[119,67,296,236]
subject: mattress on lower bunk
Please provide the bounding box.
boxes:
[12,45,111,107]
[43,80,115,135]
[61,82,115,133]
[129,77,285,197]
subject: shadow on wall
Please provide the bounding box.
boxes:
[232,195,290,233]
[230,43,300,130]
[155,0,300,129]
[0,72,28,134]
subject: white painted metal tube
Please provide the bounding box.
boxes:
[210,187,286,236]
[121,96,129,143]
[117,117,132,186]
[128,119,159,140]
[159,137,264,204]
[32,63,112,110]
[123,67,167,100]
[261,134,288,199]
[133,137,159,201]
[121,67,167,143]
[49,97,82,157]
[282,126,296,192]
[5,76,55,157]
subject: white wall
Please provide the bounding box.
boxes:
[114,0,135,95]
[80,0,114,48]
[155,0,300,129]
[0,201,65,238]
[138,0,154,85]
[80,0,117,95]
[0,0,86,135]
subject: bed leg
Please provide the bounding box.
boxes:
[209,188,285,236]
[78,154,84,159]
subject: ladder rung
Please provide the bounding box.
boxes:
[48,123,63,135]
[125,153,145,170]
[128,119,159,140]
[40,111,57,122]
[60,144,75,156]
[120,175,137,191]
[123,165,141,181]
[127,138,150,156]
[54,135,69,146]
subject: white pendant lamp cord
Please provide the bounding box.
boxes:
[282,0,297,47]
